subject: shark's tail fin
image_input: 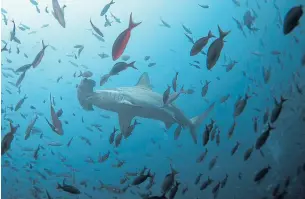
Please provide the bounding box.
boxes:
[189,102,215,144]
[77,78,96,111]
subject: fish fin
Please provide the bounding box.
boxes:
[164,121,174,129]
[189,102,216,144]
[118,113,133,136]
[218,25,230,39]
[135,72,152,90]
[77,79,96,110]
[128,13,141,30]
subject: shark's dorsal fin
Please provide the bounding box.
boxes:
[135,72,152,90]
[118,113,133,137]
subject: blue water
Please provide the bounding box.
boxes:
[1,0,305,198]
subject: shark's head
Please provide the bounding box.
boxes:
[89,90,123,111]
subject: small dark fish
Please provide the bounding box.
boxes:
[172,72,178,92]
[220,174,228,188]
[67,137,73,147]
[16,71,27,87]
[194,173,202,185]
[270,96,287,123]
[198,4,209,9]
[272,184,280,196]
[255,123,275,150]
[231,141,240,156]
[32,40,48,68]
[244,146,254,161]
[162,85,171,104]
[254,165,271,183]
[57,179,81,194]
[148,62,156,67]
[15,95,27,111]
[200,176,213,190]
[283,6,303,35]
[190,31,214,56]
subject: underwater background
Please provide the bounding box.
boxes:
[1,0,305,198]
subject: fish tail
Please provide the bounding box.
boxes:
[218,25,230,39]
[128,61,137,69]
[42,40,48,49]
[110,0,115,4]
[56,183,62,189]
[208,30,215,38]
[189,102,215,144]
[128,13,141,30]
[2,43,8,51]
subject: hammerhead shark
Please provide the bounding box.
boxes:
[77,72,215,143]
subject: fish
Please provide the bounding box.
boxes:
[109,127,118,144]
[254,165,271,183]
[190,31,214,56]
[201,80,211,97]
[234,94,250,117]
[24,115,38,140]
[148,62,157,67]
[16,71,27,87]
[160,18,171,28]
[32,40,48,68]
[132,170,152,185]
[209,156,218,170]
[41,24,49,28]
[109,61,137,75]
[202,125,210,146]
[100,0,115,16]
[49,93,63,135]
[169,181,180,199]
[172,72,178,92]
[163,85,171,105]
[112,13,141,60]
[57,179,80,194]
[223,60,238,72]
[78,73,215,144]
[200,176,213,190]
[1,8,7,14]
[244,146,254,161]
[220,174,228,188]
[270,96,287,123]
[52,0,66,28]
[231,141,240,156]
[283,6,303,35]
[198,4,209,9]
[196,148,208,163]
[1,123,19,156]
[15,95,27,111]
[90,18,104,37]
[181,24,192,34]
[194,173,202,185]
[161,165,178,194]
[10,20,16,42]
[184,33,194,44]
[206,26,230,70]
[104,14,112,27]
[255,123,275,150]
[144,55,150,61]
[45,6,49,13]
[92,31,105,42]
[110,12,121,23]
[16,63,32,73]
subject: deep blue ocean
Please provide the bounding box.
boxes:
[1,0,305,199]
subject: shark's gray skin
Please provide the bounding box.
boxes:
[77,73,215,143]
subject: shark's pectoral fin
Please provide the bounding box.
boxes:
[118,113,133,137]
[120,100,142,108]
